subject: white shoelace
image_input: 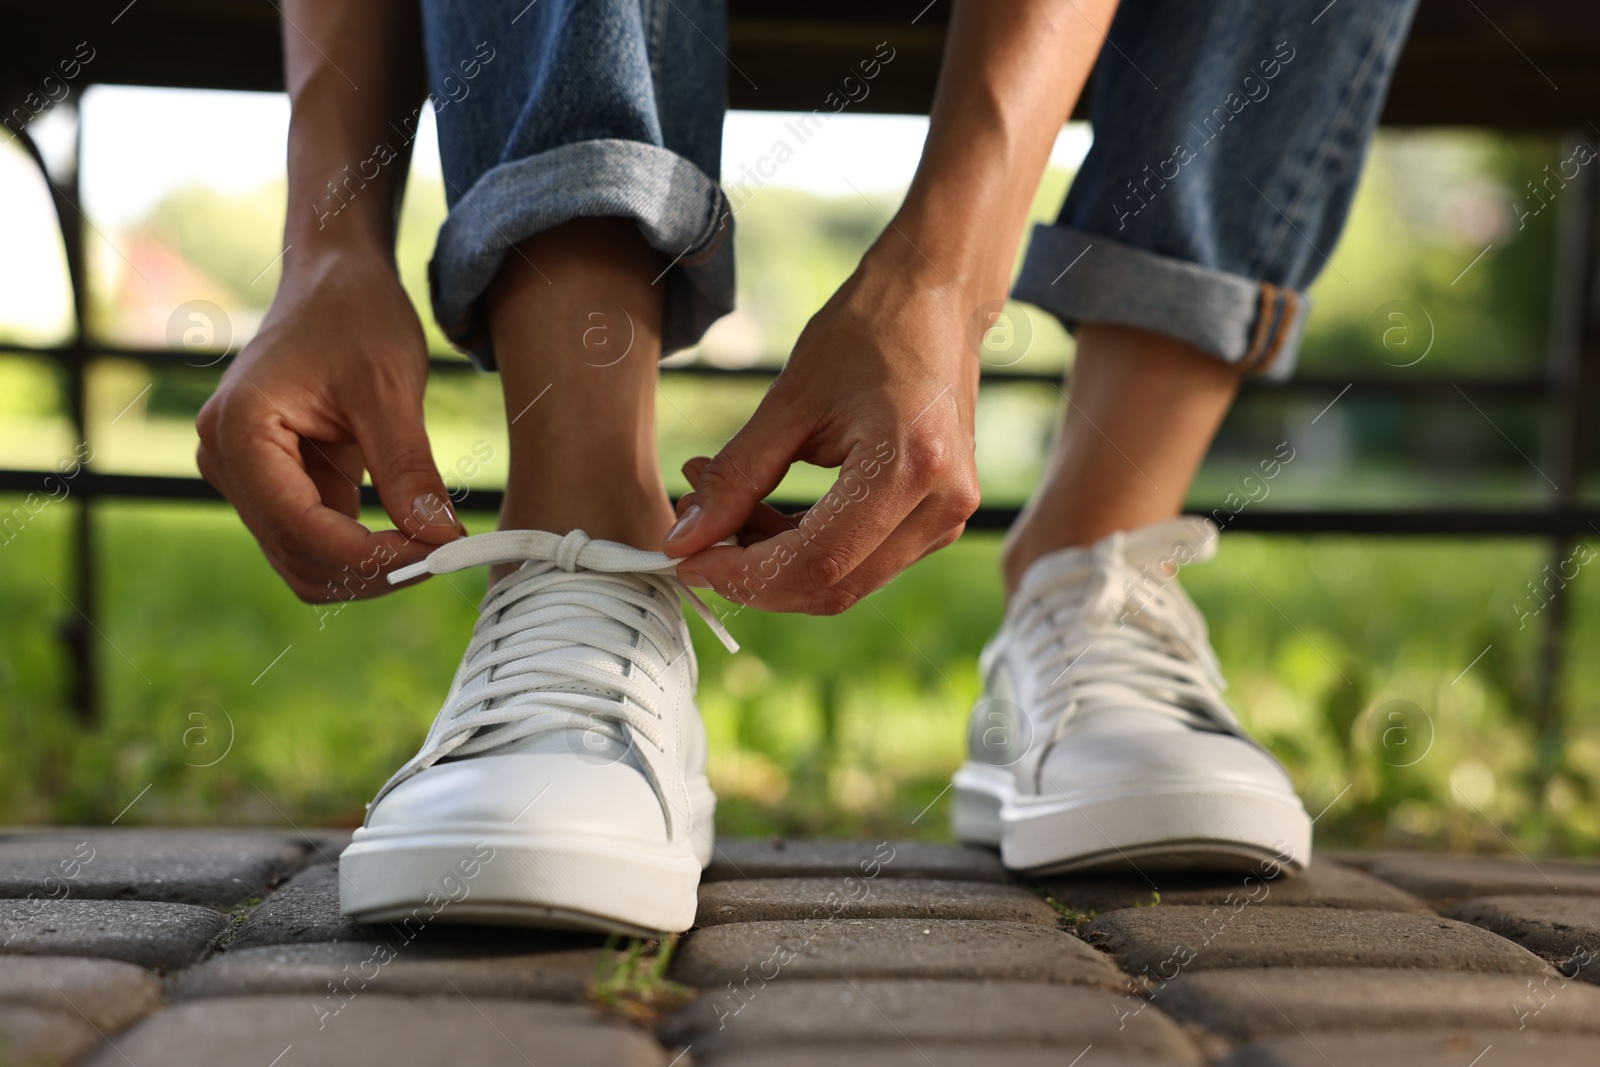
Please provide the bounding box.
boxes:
[369,530,736,808]
[1012,528,1239,754]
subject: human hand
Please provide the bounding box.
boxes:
[196,249,463,602]
[662,245,982,614]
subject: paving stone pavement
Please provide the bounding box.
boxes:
[695,877,1059,927]
[1081,905,1554,975]
[671,918,1123,986]
[1220,1030,1600,1067]
[0,833,1597,1065]
[1033,857,1430,915]
[0,829,310,907]
[1443,894,1600,969]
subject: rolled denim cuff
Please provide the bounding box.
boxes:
[1012,225,1310,380]
[429,138,734,368]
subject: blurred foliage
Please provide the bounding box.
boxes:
[0,124,1596,856]
[0,501,1595,855]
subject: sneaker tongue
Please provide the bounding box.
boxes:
[1015,517,1218,602]
[1114,516,1218,570]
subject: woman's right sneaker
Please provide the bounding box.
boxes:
[339,529,736,935]
[951,518,1311,874]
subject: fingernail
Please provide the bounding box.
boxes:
[680,569,713,590]
[411,493,458,529]
[663,503,702,543]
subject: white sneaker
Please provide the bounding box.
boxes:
[952,518,1311,874]
[339,529,736,935]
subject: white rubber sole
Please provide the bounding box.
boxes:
[952,762,1311,875]
[339,779,715,935]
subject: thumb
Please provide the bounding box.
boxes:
[664,398,805,556]
[357,411,464,547]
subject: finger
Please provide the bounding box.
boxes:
[302,439,364,519]
[685,493,960,615]
[225,417,434,598]
[351,404,464,546]
[807,495,968,609]
[678,437,926,611]
[662,393,810,557]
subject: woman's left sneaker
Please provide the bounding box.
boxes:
[951,518,1311,875]
[338,529,736,936]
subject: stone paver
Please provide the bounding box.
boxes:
[0,829,308,907]
[228,864,373,947]
[0,1005,101,1066]
[704,839,1006,884]
[0,957,161,1031]
[1445,895,1600,970]
[1154,967,1600,1038]
[695,878,1058,927]
[704,1051,1188,1067]
[1222,1030,1600,1067]
[174,940,615,1000]
[86,996,663,1067]
[672,918,1122,986]
[663,979,1201,1061]
[0,899,230,969]
[1081,906,1550,976]
[1033,858,1430,916]
[1348,852,1600,908]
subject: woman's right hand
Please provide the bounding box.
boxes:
[196,248,463,603]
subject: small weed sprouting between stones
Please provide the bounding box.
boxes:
[1034,889,1095,926]
[587,934,696,1024]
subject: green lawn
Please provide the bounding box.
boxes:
[1,496,1594,856]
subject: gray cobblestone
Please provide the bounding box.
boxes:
[1222,1030,1599,1067]
[704,839,1005,884]
[1081,906,1550,975]
[672,918,1123,986]
[1350,852,1600,908]
[0,956,161,1031]
[0,899,229,970]
[1032,858,1430,916]
[0,829,307,907]
[663,978,1201,1061]
[695,879,1058,927]
[1155,967,1600,1038]
[703,1051,1187,1067]
[85,996,664,1067]
[175,940,614,1000]
[1444,895,1600,972]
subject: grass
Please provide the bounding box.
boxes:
[588,936,696,1023]
[1,495,1597,857]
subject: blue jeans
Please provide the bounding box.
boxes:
[421,0,1417,377]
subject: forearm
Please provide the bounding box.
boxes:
[887,0,1119,295]
[281,0,426,259]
